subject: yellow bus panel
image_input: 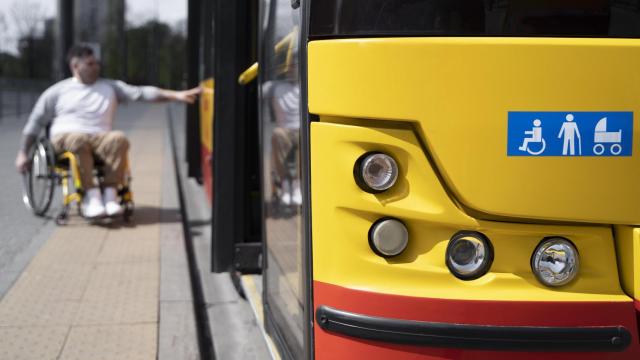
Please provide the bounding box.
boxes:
[615,226,640,301]
[308,38,640,225]
[199,78,214,152]
[310,121,629,302]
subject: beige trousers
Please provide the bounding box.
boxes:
[52,131,130,188]
[271,127,299,181]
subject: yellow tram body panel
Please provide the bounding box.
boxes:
[308,38,640,225]
[615,226,640,301]
[199,78,215,153]
[308,37,640,303]
[310,121,628,302]
[308,37,640,358]
[199,78,215,201]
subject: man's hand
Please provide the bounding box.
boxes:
[175,87,202,104]
[15,150,30,174]
[159,87,202,104]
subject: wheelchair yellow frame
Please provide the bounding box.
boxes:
[54,151,134,223]
[56,151,83,208]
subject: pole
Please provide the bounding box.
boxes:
[56,0,74,80]
[117,0,126,80]
[0,79,3,119]
[186,0,202,179]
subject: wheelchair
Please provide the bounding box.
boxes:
[22,136,134,225]
[269,141,299,218]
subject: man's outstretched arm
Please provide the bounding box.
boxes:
[110,80,201,104]
[156,87,202,104]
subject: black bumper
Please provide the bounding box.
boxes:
[316,305,631,352]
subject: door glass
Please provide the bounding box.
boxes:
[260,0,303,356]
[310,0,640,38]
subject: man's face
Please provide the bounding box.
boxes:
[71,55,100,84]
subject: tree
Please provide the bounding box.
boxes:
[102,0,127,79]
[10,1,46,39]
[126,20,186,88]
[16,19,54,79]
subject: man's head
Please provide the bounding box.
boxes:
[67,45,100,84]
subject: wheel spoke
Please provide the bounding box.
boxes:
[24,138,56,216]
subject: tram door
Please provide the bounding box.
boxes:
[259,0,305,358]
[210,0,261,272]
[210,0,306,356]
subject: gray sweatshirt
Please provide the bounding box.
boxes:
[23,78,160,138]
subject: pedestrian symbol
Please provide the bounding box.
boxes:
[507,112,633,157]
[557,114,581,156]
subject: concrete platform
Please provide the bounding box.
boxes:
[0,102,274,360]
[170,105,273,360]
[0,103,197,360]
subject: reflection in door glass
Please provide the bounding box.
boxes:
[260,0,303,357]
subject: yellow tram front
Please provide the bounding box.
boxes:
[304,0,640,358]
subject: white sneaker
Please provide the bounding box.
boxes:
[103,187,123,216]
[82,188,106,218]
[281,192,291,206]
[280,179,291,205]
[292,179,302,205]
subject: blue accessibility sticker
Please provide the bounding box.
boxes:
[507,112,633,156]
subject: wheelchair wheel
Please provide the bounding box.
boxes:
[23,138,56,216]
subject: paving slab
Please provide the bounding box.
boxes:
[59,324,157,360]
[97,231,160,263]
[74,297,158,325]
[158,302,199,360]
[0,326,69,360]
[157,111,199,359]
[0,298,81,327]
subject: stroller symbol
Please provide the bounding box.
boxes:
[593,117,622,155]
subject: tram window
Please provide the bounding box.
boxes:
[310,0,640,38]
[200,0,214,79]
[492,0,609,36]
[260,0,304,357]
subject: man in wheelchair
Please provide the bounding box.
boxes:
[270,81,301,207]
[15,45,200,219]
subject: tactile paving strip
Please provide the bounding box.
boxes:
[97,227,160,264]
[26,227,107,267]
[0,326,69,360]
[81,262,159,301]
[59,324,157,360]
[6,263,93,298]
[0,294,82,327]
[74,297,158,326]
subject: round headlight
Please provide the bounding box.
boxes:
[531,237,579,287]
[446,231,493,280]
[369,218,408,257]
[354,152,399,193]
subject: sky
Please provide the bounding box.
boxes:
[0,0,187,54]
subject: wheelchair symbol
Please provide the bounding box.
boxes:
[518,119,546,155]
[523,138,546,155]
